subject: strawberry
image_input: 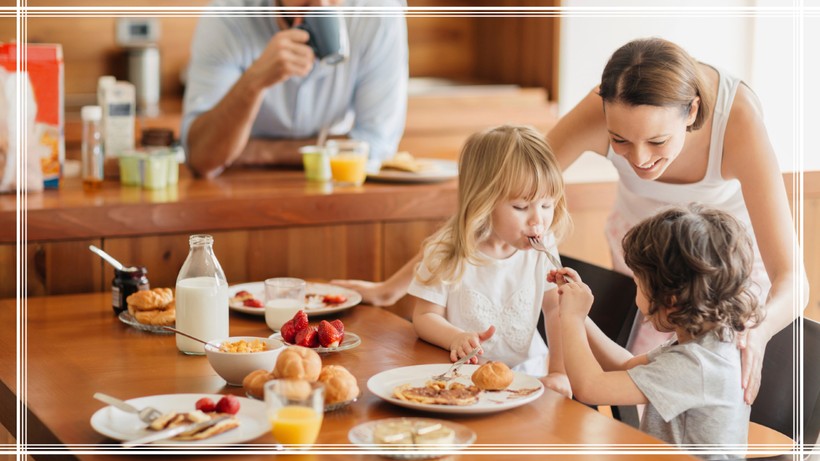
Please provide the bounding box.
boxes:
[318,320,343,348]
[280,320,298,344]
[242,298,263,308]
[295,326,319,348]
[292,310,309,333]
[195,397,216,413]
[215,394,240,415]
[330,319,345,342]
[322,294,347,305]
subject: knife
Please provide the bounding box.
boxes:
[93,392,162,423]
[122,415,232,447]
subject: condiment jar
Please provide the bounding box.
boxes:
[112,266,150,315]
[175,234,229,355]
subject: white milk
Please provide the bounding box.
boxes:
[175,276,229,354]
[265,298,303,331]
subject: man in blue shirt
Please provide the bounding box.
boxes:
[182,0,408,178]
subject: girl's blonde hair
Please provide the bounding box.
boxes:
[622,204,764,340]
[599,37,714,132]
[418,125,571,286]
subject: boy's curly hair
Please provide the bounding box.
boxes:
[622,203,764,340]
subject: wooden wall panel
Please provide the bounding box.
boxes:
[383,219,445,321]
[26,0,207,98]
[25,239,103,296]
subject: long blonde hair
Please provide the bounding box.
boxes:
[418,125,571,286]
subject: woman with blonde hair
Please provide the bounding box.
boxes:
[409,124,573,396]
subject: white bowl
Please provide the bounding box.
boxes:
[205,336,284,386]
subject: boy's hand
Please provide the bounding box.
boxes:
[542,372,572,399]
[448,326,495,363]
[557,279,594,319]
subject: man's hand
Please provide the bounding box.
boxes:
[247,28,315,89]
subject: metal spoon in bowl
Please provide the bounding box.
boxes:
[161,326,227,352]
[89,245,125,271]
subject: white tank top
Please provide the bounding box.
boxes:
[605,67,770,301]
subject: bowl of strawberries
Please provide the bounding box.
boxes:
[270,310,361,353]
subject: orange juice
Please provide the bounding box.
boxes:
[329,153,367,186]
[270,405,323,445]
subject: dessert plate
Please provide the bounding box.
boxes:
[90,393,267,445]
[268,331,361,354]
[367,364,543,415]
[118,311,173,335]
[348,417,476,460]
[368,159,457,183]
[229,282,361,316]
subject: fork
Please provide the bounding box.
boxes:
[528,236,566,285]
[93,393,163,423]
[431,346,482,381]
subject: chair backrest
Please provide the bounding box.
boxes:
[537,255,637,348]
[750,317,820,445]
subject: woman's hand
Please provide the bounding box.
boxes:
[448,326,495,363]
[737,327,766,404]
[330,279,402,306]
[542,372,572,399]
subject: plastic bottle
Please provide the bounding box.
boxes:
[174,234,229,355]
[81,105,104,191]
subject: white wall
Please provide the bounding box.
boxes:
[557,0,817,173]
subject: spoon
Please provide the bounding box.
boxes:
[89,245,125,271]
[161,326,227,352]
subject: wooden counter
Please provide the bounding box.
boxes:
[0,169,456,299]
[0,293,698,460]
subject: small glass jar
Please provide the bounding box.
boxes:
[112,266,150,315]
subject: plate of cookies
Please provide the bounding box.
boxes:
[368,153,457,184]
[118,288,175,334]
[367,362,543,415]
[348,417,476,459]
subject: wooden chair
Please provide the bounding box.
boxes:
[748,317,820,452]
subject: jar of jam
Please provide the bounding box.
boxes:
[112,266,150,315]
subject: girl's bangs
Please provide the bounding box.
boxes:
[503,156,559,201]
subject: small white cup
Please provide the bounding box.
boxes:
[264,278,306,331]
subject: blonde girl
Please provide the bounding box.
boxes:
[408,124,573,396]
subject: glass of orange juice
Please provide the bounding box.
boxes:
[326,139,369,187]
[265,379,325,447]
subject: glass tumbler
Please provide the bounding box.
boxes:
[264,277,306,331]
[265,379,325,446]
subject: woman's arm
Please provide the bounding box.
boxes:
[332,251,421,306]
[722,84,811,403]
[547,88,612,170]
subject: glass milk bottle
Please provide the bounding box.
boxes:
[175,234,229,355]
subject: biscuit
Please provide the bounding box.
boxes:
[132,304,175,326]
[318,365,359,404]
[471,361,514,391]
[127,288,173,311]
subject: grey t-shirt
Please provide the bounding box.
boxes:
[627,330,750,460]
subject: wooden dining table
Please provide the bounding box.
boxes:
[0,293,698,460]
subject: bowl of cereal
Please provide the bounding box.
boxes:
[205,336,285,386]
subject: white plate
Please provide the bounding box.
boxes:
[90,393,268,444]
[368,159,457,184]
[118,311,173,335]
[269,331,361,354]
[367,364,543,415]
[229,282,362,317]
[348,417,476,460]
